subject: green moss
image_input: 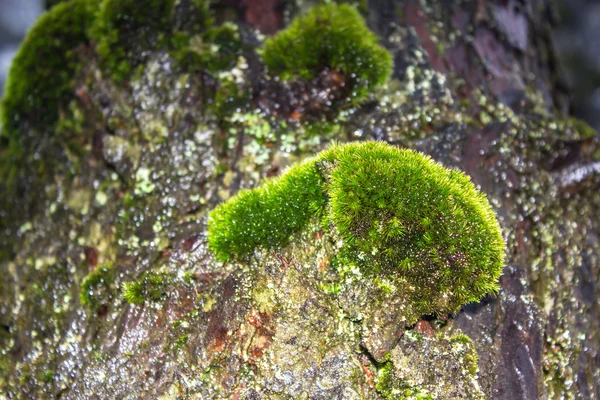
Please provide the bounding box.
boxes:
[0,0,97,143]
[123,271,171,305]
[90,0,175,80]
[262,4,392,102]
[447,333,479,376]
[80,264,115,308]
[41,370,55,383]
[208,142,505,315]
[209,158,327,259]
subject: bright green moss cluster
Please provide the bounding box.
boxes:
[262,4,392,102]
[208,160,327,259]
[0,0,97,142]
[123,271,171,305]
[208,142,505,314]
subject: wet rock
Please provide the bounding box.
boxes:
[0,0,599,398]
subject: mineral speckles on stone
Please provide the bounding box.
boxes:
[374,331,484,399]
[2,0,600,398]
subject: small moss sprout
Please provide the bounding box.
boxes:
[208,142,505,315]
[80,264,115,308]
[123,271,171,305]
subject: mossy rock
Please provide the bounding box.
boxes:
[262,3,393,103]
[89,0,176,81]
[208,141,505,316]
[376,331,483,399]
[0,0,97,148]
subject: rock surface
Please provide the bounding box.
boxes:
[0,0,599,398]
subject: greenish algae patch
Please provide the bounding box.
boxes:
[375,331,483,399]
[208,141,505,317]
[262,3,392,103]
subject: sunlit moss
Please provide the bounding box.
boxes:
[123,271,171,305]
[262,4,392,102]
[208,159,327,259]
[208,142,505,315]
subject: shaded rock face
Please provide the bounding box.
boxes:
[0,0,599,398]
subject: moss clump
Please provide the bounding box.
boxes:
[208,142,505,315]
[0,0,97,144]
[208,159,327,259]
[123,271,171,305]
[262,4,392,102]
[90,0,175,80]
[80,264,115,308]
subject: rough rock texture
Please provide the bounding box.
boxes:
[0,0,599,399]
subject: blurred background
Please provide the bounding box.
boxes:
[1,0,600,132]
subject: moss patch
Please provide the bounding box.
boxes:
[208,141,505,315]
[80,264,115,309]
[262,3,392,103]
[123,271,172,305]
[209,157,327,258]
[0,0,97,145]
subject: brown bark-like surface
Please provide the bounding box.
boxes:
[0,0,598,398]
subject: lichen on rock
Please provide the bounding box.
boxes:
[1,0,599,398]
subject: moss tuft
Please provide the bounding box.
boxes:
[123,271,171,305]
[566,117,597,139]
[0,0,97,143]
[90,0,175,81]
[262,4,392,102]
[208,142,505,315]
[80,264,115,308]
